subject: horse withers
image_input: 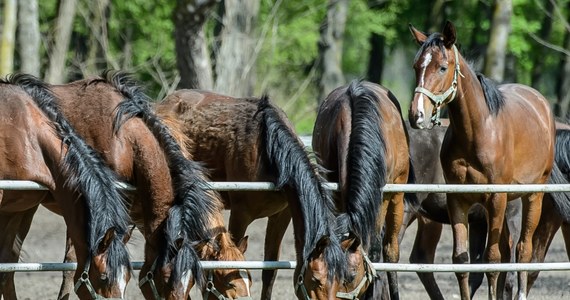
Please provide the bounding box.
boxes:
[408,21,556,300]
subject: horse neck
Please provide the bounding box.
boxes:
[447,56,489,142]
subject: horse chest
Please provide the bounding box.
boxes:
[441,144,506,184]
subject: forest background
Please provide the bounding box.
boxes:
[1,0,569,134]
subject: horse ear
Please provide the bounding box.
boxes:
[314,235,331,255]
[98,228,116,254]
[340,233,361,252]
[409,23,427,45]
[237,236,249,253]
[442,20,457,48]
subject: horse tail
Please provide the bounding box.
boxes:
[3,74,131,281]
[107,70,218,285]
[548,129,570,223]
[344,80,386,249]
[255,96,347,281]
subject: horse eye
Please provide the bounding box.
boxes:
[226,282,236,288]
[100,273,108,282]
[440,66,448,73]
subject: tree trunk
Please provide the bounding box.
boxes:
[45,0,78,84]
[366,0,387,84]
[316,0,348,105]
[17,0,40,76]
[483,0,512,82]
[426,0,446,33]
[174,0,219,90]
[83,0,111,76]
[530,0,554,89]
[555,2,570,119]
[213,0,259,97]
[1,0,17,76]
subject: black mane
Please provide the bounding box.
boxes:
[476,73,505,115]
[344,80,386,249]
[255,96,348,282]
[106,70,219,287]
[3,73,131,283]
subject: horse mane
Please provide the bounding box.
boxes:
[343,80,386,249]
[255,96,348,282]
[476,73,505,115]
[103,70,221,286]
[1,74,131,283]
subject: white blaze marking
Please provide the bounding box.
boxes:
[118,266,128,298]
[417,52,432,119]
[181,270,192,295]
[239,269,251,296]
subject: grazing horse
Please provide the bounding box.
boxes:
[312,80,413,300]
[155,91,348,299]
[50,72,251,299]
[0,74,131,299]
[408,21,556,299]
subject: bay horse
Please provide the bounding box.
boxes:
[404,121,570,299]
[0,74,132,299]
[50,71,251,299]
[312,80,413,300]
[408,21,556,299]
[154,90,349,299]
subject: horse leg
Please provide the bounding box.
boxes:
[527,195,561,292]
[447,195,473,300]
[499,199,522,300]
[484,193,507,300]
[56,232,76,300]
[0,207,38,300]
[383,192,405,300]
[409,215,444,300]
[516,192,543,300]
[260,208,291,300]
[467,215,486,298]
[562,222,570,260]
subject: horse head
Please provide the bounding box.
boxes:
[197,233,252,300]
[409,21,461,129]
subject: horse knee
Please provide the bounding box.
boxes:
[516,241,533,263]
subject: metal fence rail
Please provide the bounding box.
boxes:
[2,179,570,274]
[2,261,570,273]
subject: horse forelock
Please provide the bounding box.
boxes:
[344,80,387,249]
[414,33,446,64]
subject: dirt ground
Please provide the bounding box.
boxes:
[13,205,570,299]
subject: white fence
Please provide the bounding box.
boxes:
[2,180,570,273]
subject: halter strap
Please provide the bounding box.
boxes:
[335,254,377,300]
[138,258,161,300]
[414,44,464,126]
[74,256,122,300]
[203,269,253,300]
[295,262,312,300]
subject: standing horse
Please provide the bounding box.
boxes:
[312,80,413,300]
[408,21,556,299]
[0,74,132,299]
[50,71,251,299]
[155,91,349,299]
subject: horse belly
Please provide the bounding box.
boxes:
[0,191,48,213]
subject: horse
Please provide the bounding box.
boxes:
[404,121,570,299]
[408,21,557,299]
[311,80,413,300]
[0,74,132,299]
[154,90,349,299]
[49,71,251,299]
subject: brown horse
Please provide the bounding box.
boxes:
[312,80,413,300]
[49,72,251,299]
[0,75,132,299]
[408,21,556,299]
[155,90,349,300]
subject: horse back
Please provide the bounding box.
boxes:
[156,89,263,182]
